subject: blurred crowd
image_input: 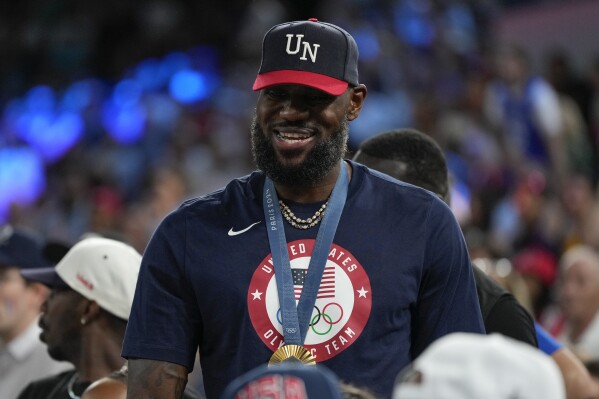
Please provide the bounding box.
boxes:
[1,0,599,397]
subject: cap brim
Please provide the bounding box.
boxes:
[253,70,349,96]
[21,267,69,288]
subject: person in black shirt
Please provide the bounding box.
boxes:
[353,127,538,346]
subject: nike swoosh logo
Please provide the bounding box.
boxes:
[228,221,262,236]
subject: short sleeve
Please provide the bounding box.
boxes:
[122,212,202,371]
[411,198,485,357]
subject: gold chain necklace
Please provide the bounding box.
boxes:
[278,199,328,229]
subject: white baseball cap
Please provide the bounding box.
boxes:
[55,237,142,320]
[393,333,565,399]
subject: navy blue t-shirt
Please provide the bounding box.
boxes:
[122,161,484,398]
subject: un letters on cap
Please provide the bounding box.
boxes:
[254,20,359,95]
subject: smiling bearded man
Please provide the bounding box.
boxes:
[122,18,485,399]
[250,115,349,187]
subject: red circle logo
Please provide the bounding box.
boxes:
[248,239,372,361]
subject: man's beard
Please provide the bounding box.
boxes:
[250,115,349,187]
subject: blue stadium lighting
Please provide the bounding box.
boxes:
[145,93,181,127]
[3,99,25,131]
[15,110,84,162]
[134,58,168,91]
[25,85,55,112]
[44,112,84,161]
[393,3,435,47]
[113,79,143,108]
[15,110,53,145]
[168,69,209,104]
[0,148,46,222]
[101,99,146,144]
[161,51,192,76]
[353,29,380,60]
[61,79,98,111]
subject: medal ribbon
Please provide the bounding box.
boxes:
[262,161,349,345]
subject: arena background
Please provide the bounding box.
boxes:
[1,0,598,255]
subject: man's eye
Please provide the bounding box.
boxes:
[307,94,333,104]
[265,89,286,99]
[311,96,328,102]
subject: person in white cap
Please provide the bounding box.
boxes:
[0,226,72,399]
[393,332,566,399]
[16,236,142,399]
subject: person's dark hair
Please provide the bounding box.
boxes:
[353,128,449,203]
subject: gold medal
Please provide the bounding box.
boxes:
[268,345,316,366]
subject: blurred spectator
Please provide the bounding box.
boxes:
[511,246,558,320]
[17,236,141,399]
[557,245,599,361]
[474,257,534,315]
[487,167,564,257]
[0,225,72,399]
[89,186,125,240]
[590,56,599,183]
[545,51,595,180]
[392,332,565,399]
[546,51,593,125]
[561,174,599,252]
[477,257,598,399]
[484,44,567,189]
[434,72,506,227]
[536,323,599,399]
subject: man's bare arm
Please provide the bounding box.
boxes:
[127,358,189,399]
[552,349,599,399]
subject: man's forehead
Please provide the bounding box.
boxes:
[264,84,339,96]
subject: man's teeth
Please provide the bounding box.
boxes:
[278,132,312,140]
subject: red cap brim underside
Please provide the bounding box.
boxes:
[253,70,349,96]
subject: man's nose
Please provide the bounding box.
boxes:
[279,97,309,121]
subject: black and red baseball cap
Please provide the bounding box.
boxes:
[253,18,359,96]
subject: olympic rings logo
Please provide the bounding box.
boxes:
[276,302,344,336]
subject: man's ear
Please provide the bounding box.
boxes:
[347,84,368,121]
[81,300,102,324]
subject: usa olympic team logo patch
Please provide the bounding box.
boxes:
[248,239,372,361]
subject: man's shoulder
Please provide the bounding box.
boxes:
[26,369,76,386]
[168,172,263,218]
[473,265,515,316]
[473,266,538,347]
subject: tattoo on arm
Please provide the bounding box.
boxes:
[127,359,188,399]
